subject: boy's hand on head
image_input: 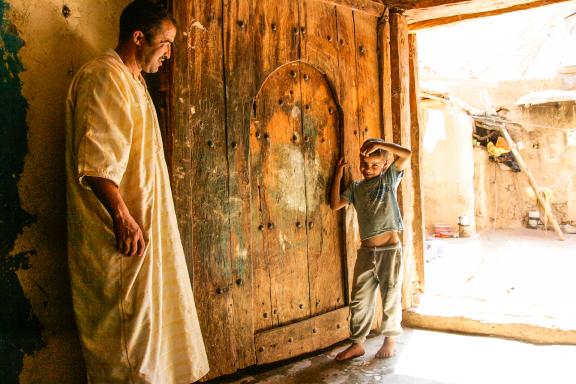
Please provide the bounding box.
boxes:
[361,142,379,157]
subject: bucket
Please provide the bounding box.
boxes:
[458,224,472,238]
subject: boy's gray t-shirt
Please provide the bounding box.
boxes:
[341,163,404,240]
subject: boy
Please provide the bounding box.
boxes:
[330,138,411,361]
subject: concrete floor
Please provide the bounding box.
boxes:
[212,328,576,384]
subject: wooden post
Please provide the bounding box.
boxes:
[499,125,565,241]
[389,9,416,309]
[378,8,393,142]
[408,33,425,302]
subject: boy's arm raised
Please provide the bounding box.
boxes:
[330,158,349,210]
[361,141,412,171]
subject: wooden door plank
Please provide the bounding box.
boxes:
[353,11,381,142]
[251,63,311,332]
[172,0,236,379]
[408,33,426,304]
[352,10,386,330]
[335,6,361,301]
[250,102,274,334]
[299,0,347,318]
[299,0,340,88]
[253,0,301,83]
[300,63,346,316]
[255,307,350,364]
[224,0,258,369]
[250,0,305,333]
[389,10,416,309]
[378,9,394,141]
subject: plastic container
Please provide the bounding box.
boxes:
[433,223,452,238]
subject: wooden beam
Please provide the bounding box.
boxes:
[319,0,385,17]
[408,33,425,304]
[407,0,574,31]
[499,125,565,241]
[254,308,350,365]
[404,310,576,345]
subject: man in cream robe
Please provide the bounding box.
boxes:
[65,1,208,382]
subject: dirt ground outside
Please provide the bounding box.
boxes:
[421,228,576,331]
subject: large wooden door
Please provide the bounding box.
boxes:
[250,61,349,363]
[170,0,387,377]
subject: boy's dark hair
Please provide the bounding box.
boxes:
[119,0,176,42]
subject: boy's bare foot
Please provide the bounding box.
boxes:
[335,343,365,361]
[375,336,396,359]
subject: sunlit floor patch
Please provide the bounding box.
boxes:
[215,328,576,384]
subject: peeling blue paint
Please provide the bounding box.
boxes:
[0,1,44,383]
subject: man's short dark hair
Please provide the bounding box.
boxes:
[119,0,176,42]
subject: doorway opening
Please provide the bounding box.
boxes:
[409,1,576,342]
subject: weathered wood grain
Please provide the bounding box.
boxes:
[300,63,346,316]
[250,0,304,336]
[251,63,311,331]
[353,11,380,142]
[377,9,393,141]
[352,9,386,331]
[170,0,394,378]
[253,0,301,82]
[408,33,425,304]
[299,0,340,85]
[255,307,350,364]
[172,0,236,379]
[224,0,258,370]
[335,6,361,302]
[389,11,415,310]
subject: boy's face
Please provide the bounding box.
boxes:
[359,154,387,180]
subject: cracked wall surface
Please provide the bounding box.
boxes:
[1,1,130,382]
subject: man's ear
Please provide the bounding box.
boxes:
[132,30,145,47]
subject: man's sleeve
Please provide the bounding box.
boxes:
[73,66,133,189]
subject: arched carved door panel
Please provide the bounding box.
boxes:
[250,61,349,362]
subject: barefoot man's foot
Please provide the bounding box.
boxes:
[335,343,365,361]
[375,336,396,359]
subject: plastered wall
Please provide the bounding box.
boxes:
[421,102,476,236]
[475,102,576,230]
[1,1,130,382]
[420,97,576,234]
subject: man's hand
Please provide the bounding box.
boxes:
[113,212,146,257]
[84,176,147,257]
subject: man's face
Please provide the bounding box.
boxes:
[359,154,387,180]
[137,19,176,73]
